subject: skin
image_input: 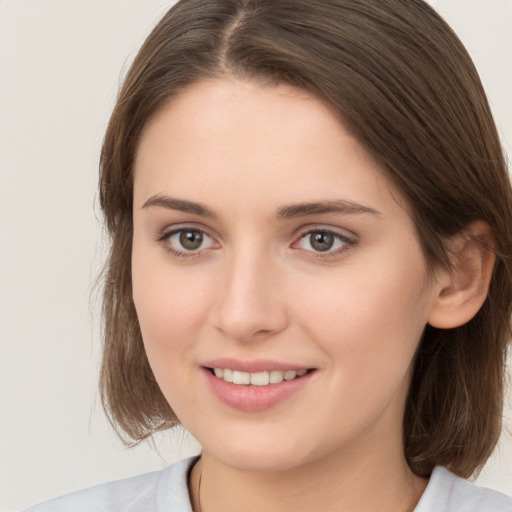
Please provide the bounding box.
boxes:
[131,78,486,512]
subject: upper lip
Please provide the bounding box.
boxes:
[201,358,312,373]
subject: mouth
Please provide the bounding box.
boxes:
[206,367,312,386]
[202,362,316,412]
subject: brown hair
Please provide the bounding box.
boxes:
[99,0,512,478]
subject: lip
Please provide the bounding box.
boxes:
[201,360,315,412]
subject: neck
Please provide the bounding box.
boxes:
[189,434,427,512]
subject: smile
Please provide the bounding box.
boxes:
[204,365,315,412]
[211,368,308,386]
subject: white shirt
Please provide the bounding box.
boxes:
[24,457,512,511]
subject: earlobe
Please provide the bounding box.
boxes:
[428,221,495,329]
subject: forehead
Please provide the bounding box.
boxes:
[133,78,406,218]
[135,78,342,172]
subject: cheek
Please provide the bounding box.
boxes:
[292,263,431,434]
[293,254,431,379]
[131,249,216,414]
[131,247,211,357]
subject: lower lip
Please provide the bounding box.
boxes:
[203,368,314,412]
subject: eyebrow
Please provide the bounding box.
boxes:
[141,194,381,219]
[142,195,216,218]
[276,200,381,219]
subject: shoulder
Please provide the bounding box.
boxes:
[415,466,512,512]
[23,457,197,512]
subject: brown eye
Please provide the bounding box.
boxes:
[179,230,204,250]
[309,232,335,252]
[164,228,215,255]
[295,229,354,256]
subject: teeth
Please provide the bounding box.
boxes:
[212,368,308,386]
[269,370,284,384]
[250,371,269,386]
[232,371,250,385]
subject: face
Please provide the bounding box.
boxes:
[132,78,442,473]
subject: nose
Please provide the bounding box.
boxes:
[212,247,289,342]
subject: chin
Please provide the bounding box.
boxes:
[198,429,322,473]
[215,449,308,473]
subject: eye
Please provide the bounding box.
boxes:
[160,228,216,256]
[295,229,355,255]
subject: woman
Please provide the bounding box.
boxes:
[26,0,512,510]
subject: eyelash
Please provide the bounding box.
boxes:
[157,227,216,258]
[157,226,357,259]
[293,228,356,258]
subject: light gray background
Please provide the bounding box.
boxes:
[1,1,511,511]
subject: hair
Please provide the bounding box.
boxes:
[99,0,512,478]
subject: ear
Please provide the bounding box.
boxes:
[428,221,495,329]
